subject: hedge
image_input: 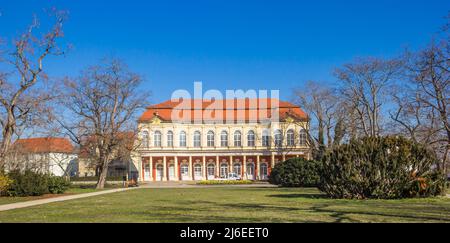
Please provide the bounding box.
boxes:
[269,158,321,187]
[5,170,72,197]
[319,136,446,199]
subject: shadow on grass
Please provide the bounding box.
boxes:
[309,204,450,223]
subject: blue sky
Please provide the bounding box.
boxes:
[0,0,448,104]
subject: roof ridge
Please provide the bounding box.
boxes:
[147,98,297,109]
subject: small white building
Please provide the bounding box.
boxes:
[9,137,78,177]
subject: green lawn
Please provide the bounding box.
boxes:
[0,187,449,223]
[0,185,116,206]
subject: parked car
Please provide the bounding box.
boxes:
[227,172,241,180]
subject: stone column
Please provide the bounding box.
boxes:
[163,156,167,181]
[215,156,219,178]
[229,155,233,174]
[174,156,179,181]
[189,156,193,180]
[256,155,260,180]
[282,154,286,162]
[271,153,275,168]
[243,155,247,179]
[202,156,206,180]
[149,156,153,181]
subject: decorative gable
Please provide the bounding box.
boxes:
[150,116,161,124]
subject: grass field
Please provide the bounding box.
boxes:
[0,185,116,206]
[0,187,449,223]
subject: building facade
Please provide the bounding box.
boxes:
[8,137,78,177]
[133,99,310,182]
[77,133,139,178]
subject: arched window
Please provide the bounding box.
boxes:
[207,163,215,177]
[247,130,255,147]
[220,131,228,147]
[274,130,282,147]
[260,163,268,180]
[220,163,228,178]
[180,164,189,176]
[156,164,164,180]
[262,130,270,147]
[207,131,215,147]
[193,131,201,147]
[234,131,242,147]
[154,131,162,147]
[233,163,242,176]
[179,131,187,147]
[167,131,173,147]
[287,129,295,146]
[299,129,308,146]
[194,164,202,177]
[141,131,149,147]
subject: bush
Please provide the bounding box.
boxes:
[7,170,49,197]
[269,158,321,187]
[47,176,71,194]
[0,174,13,196]
[319,136,446,199]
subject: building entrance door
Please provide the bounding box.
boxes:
[144,163,151,181]
[246,163,255,180]
[207,164,215,180]
[168,164,175,181]
[155,164,164,181]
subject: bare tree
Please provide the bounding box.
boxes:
[392,40,449,174]
[0,9,67,170]
[57,59,149,189]
[293,81,345,159]
[335,57,403,138]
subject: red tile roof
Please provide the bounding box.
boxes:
[139,99,308,123]
[13,137,75,154]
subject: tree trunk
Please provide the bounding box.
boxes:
[96,167,108,189]
[96,157,110,189]
[0,118,15,171]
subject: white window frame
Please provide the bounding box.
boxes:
[233,163,241,176]
[154,131,162,147]
[193,131,201,147]
[220,163,228,178]
[299,129,307,146]
[207,163,215,176]
[234,131,242,147]
[274,130,282,147]
[262,130,270,147]
[220,131,228,147]
[167,131,173,147]
[142,131,149,147]
[179,131,187,147]
[181,164,189,176]
[194,164,202,177]
[207,131,215,147]
[287,129,295,146]
[247,130,255,147]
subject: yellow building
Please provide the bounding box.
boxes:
[133,98,310,182]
